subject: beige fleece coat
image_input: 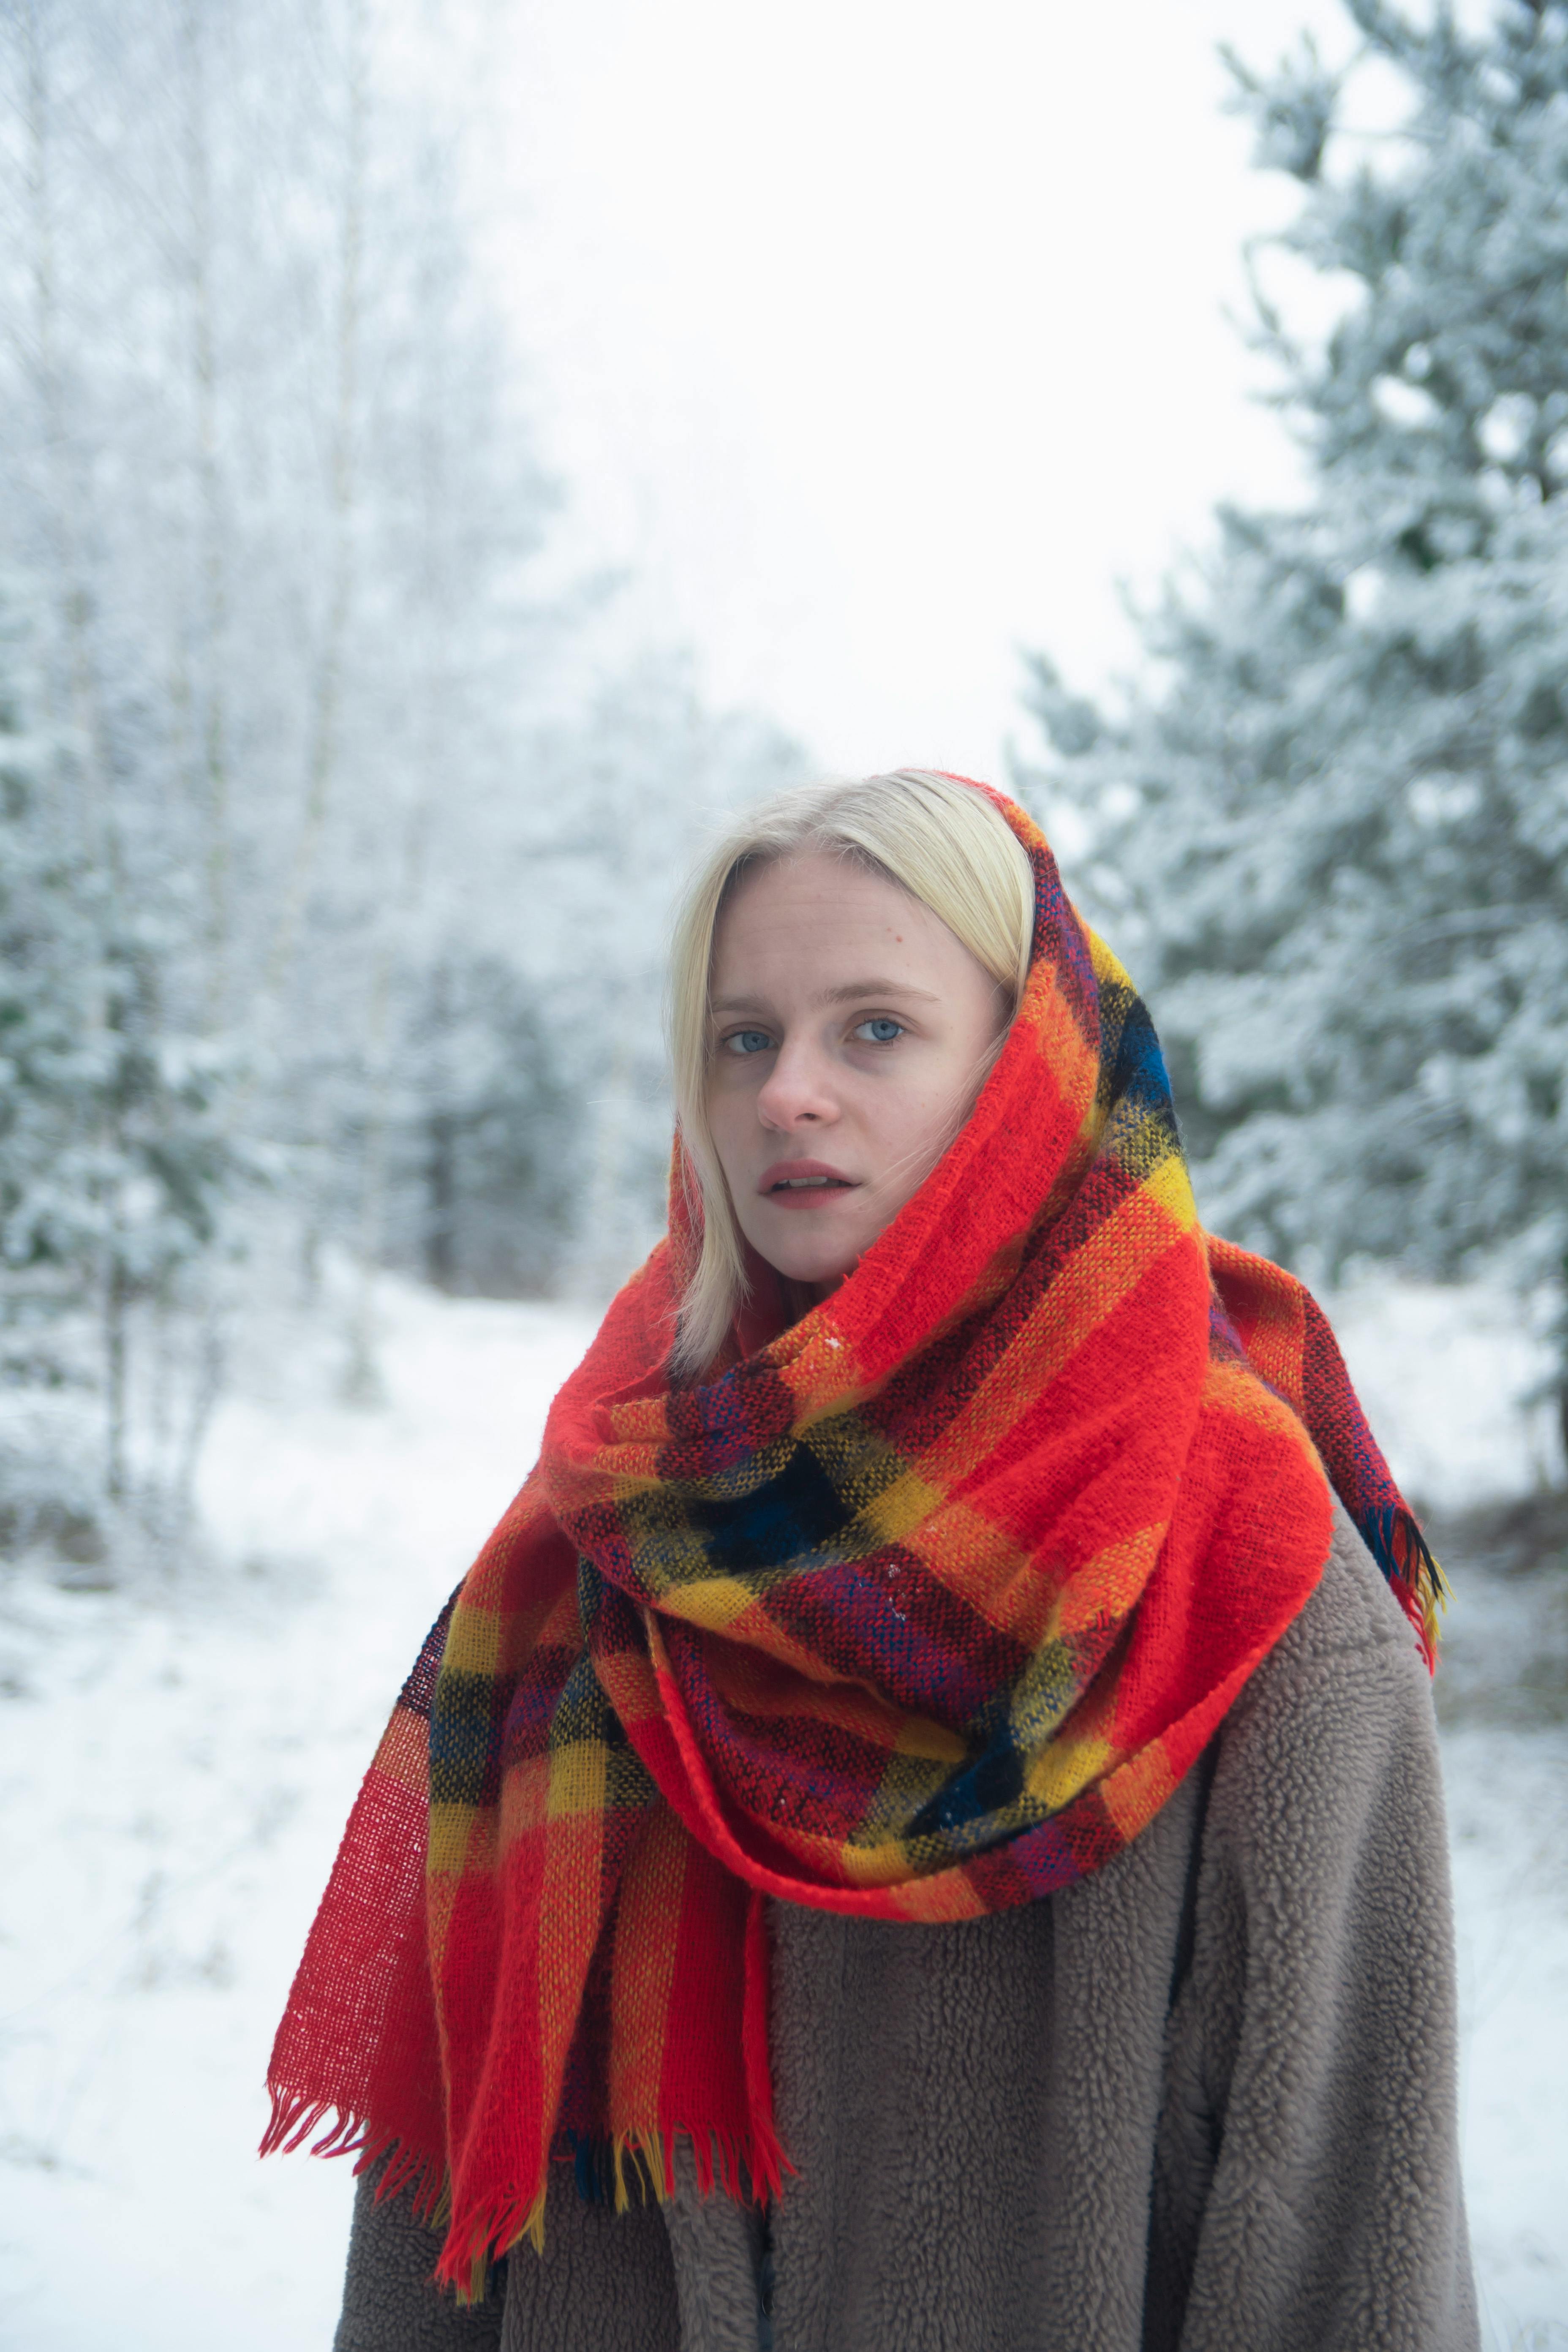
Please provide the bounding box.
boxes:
[333,1504,1478,2352]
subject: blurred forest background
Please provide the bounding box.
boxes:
[2,3,1567,2344]
[0,0,800,1571]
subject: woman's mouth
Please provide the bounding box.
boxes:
[758,1160,858,1204]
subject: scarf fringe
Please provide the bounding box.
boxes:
[565,2124,676,2209]
[433,2124,781,2303]
[1360,1503,1449,1674]
[434,2180,550,2303]
[259,2088,361,2163]
[262,2096,785,2305]
[258,2090,445,2220]
[562,2121,779,2210]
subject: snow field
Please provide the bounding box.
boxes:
[0,1282,599,2352]
[0,1274,1563,2349]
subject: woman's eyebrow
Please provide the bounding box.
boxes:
[711,978,942,1017]
[818,978,941,1006]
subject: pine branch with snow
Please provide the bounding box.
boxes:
[1018,0,1568,1456]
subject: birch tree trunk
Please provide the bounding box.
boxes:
[18,0,114,878]
[177,0,232,1030]
[262,0,368,1015]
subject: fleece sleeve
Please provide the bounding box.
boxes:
[335,2161,505,2352]
[335,2156,683,2352]
[1149,1504,1479,2352]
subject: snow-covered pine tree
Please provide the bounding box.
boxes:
[0,589,102,1354]
[1019,0,1568,1454]
[0,583,239,1525]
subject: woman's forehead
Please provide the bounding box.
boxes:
[709,856,985,1021]
[716,851,928,949]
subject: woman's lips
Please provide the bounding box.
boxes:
[757,1159,858,1207]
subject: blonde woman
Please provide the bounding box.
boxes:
[270,772,1475,2352]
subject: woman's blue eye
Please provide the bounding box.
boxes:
[855,1017,904,1044]
[726,1029,775,1056]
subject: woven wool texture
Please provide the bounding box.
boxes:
[264,784,1441,2297]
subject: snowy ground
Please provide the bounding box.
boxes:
[0,1271,1564,2351]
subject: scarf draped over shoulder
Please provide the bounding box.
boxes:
[263,783,1442,2298]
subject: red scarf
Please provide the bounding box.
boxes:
[264,786,1439,2295]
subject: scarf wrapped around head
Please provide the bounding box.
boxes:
[263,785,1442,2296]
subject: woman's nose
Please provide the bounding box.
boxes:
[756,1037,838,1129]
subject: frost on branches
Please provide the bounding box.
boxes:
[0,3,802,1570]
[0,588,238,1555]
[1020,0,1568,1449]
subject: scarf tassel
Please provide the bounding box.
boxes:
[436,2180,550,2303]
[259,2091,446,2220]
[434,2125,776,2303]
[565,2122,763,2209]
[1358,1503,1449,1674]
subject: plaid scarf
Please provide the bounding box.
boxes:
[264,787,1441,2296]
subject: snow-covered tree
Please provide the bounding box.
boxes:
[0,0,805,1466]
[0,592,101,1318]
[381,953,577,1299]
[0,583,239,1506]
[1019,0,1568,1452]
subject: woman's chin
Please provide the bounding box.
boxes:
[750,1234,864,1295]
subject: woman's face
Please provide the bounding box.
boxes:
[706,849,1010,1301]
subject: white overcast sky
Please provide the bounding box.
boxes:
[481,0,1388,781]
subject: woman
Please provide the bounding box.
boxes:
[268,771,1476,2352]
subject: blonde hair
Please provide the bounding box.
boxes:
[666,768,1036,1378]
